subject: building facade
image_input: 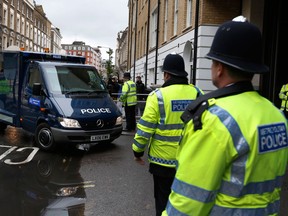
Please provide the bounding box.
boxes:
[0,0,53,52]
[61,41,102,72]
[127,0,286,107]
[33,4,51,52]
[115,27,128,79]
[50,26,62,54]
[0,3,2,49]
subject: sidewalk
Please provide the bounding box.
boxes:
[121,118,137,136]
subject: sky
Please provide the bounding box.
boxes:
[35,0,129,59]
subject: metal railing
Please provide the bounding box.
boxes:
[111,93,149,120]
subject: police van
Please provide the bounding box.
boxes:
[0,50,123,151]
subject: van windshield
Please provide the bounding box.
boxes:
[42,65,107,95]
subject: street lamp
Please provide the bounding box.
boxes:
[97,45,111,49]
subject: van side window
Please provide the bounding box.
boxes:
[27,67,41,88]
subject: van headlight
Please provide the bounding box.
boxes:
[55,187,78,196]
[58,117,81,128]
[115,116,123,125]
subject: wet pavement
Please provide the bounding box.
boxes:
[0,125,288,215]
[0,126,155,216]
[0,148,86,215]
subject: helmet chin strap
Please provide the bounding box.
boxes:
[163,71,170,82]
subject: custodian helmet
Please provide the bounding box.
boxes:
[123,72,131,79]
[206,20,269,74]
[162,53,188,77]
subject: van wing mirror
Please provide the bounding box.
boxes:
[32,83,42,96]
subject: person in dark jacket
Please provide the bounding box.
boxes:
[136,76,146,116]
[136,76,145,100]
[110,76,121,100]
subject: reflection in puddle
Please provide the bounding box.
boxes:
[0,145,90,216]
[0,126,33,147]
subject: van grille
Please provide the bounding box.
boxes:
[79,118,116,130]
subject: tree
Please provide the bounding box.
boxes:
[106,48,114,77]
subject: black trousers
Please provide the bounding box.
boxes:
[283,110,288,119]
[124,105,136,130]
[153,174,174,216]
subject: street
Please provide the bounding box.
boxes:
[0,126,155,216]
[0,126,288,216]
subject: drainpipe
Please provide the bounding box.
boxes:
[128,1,131,73]
[154,0,160,84]
[145,0,151,87]
[192,0,200,84]
[128,0,133,74]
[133,0,138,81]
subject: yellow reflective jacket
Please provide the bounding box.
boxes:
[120,80,137,106]
[279,83,288,112]
[132,84,203,168]
[163,90,288,216]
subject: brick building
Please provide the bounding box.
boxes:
[61,41,102,72]
[126,0,286,108]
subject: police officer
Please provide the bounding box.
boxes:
[279,83,288,118]
[162,19,288,215]
[132,53,203,216]
[120,72,137,131]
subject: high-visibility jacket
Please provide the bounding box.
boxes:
[120,80,137,106]
[279,83,288,112]
[163,87,288,215]
[132,84,203,168]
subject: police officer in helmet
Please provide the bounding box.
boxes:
[132,53,203,216]
[120,72,137,131]
[163,17,288,216]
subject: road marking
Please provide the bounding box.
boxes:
[0,145,39,165]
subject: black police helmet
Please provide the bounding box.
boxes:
[162,53,188,77]
[206,20,269,74]
[123,72,131,79]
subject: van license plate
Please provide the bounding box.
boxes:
[91,134,110,141]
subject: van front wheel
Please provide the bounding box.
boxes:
[35,123,56,151]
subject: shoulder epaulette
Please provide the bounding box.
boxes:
[181,81,254,130]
